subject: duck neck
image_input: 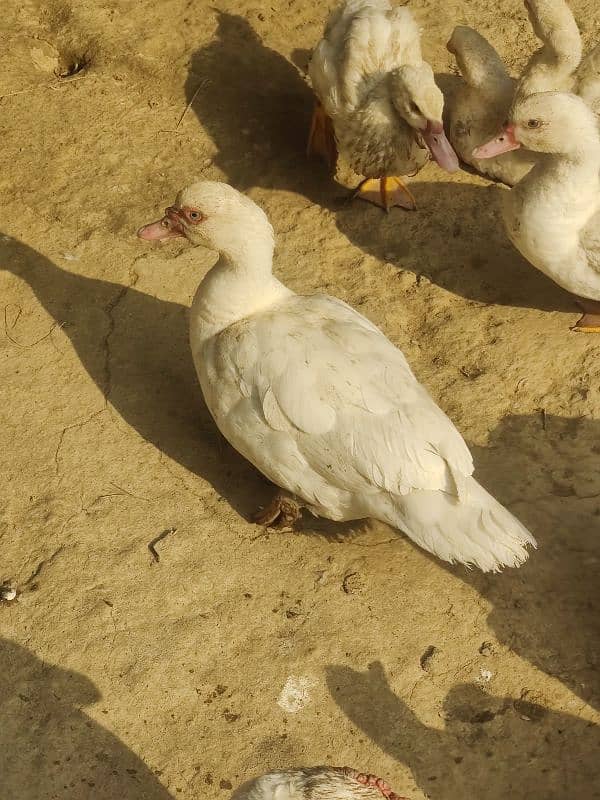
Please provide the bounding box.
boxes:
[456,44,513,103]
[526,137,600,189]
[190,239,292,342]
[518,51,579,97]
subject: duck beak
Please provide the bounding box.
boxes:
[472,125,520,159]
[422,120,460,172]
[137,207,185,241]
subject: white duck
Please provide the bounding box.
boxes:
[308,0,458,211]
[446,0,582,185]
[231,767,407,799]
[138,181,536,571]
[473,91,600,331]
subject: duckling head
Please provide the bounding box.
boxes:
[137,181,275,259]
[473,91,600,159]
[389,63,459,172]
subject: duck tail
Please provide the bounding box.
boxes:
[391,476,537,572]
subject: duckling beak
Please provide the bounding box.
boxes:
[472,125,520,159]
[137,207,185,241]
[422,120,460,172]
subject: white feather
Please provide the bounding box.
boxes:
[183,181,536,573]
[307,0,440,178]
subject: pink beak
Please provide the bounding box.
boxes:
[472,125,521,159]
[137,207,185,241]
[422,120,460,173]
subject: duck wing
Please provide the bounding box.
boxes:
[213,293,535,570]
[218,292,473,507]
[309,0,421,115]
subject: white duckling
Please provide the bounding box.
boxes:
[445,25,537,185]
[138,181,536,572]
[232,767,407,799]
[446,0,582,185]
[308,0,458,211]
[473,91,600,331]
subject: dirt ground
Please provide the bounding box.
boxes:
[1,0,599,797]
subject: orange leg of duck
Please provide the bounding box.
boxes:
[353,176,417,212]
[572,299,600,333]
[307,101,338,170]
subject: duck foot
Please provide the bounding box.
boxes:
[252,491,302,529]
[572,299,600,333]
[307,101,338,169]
[353,176,417,211]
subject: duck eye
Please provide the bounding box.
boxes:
[188,210,202,221]
[527,118,541,129]
[409,101,421,115]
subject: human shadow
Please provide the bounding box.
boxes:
[0,638,174,800]
[464,412,600,711]
[327,661,600,800]
[186,12,574,312]
[0,235,267,518]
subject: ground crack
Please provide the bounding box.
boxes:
[53,273,139,476]
[102,270,139,402]
[24,545,65,587]
[54,409,106,475]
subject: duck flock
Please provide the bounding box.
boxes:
[135,0,600,794]
[26,0,600,797]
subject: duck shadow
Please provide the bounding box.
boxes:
[0,638,174,800]
[0,236,267,519]
[186,11,337,204]
[334,180,574,311]
[326,661,599,800]
[464,411,600,711]
[186,12,573,312]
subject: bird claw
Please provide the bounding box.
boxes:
[252,492,302,529]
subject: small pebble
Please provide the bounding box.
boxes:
[0,586,17,601]
[477,668,493,683]
[479,641,494,657]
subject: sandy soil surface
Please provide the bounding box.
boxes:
[1,0,599,797]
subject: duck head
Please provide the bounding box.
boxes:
[472,91,600,159]
[390,63,459,172]
[137,180,274,258]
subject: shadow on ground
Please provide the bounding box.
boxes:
[0,638,174,800]
[185,11,575,313]
[2,236,598,708]
[466,412,600,710]
[0,236,266,519]
[326,661,599,800]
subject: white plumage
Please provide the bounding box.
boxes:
[308,0,458,208]
[445,25,537,186]
[138,181,536,572]
[446,0,587,185]
[474,91,600,327]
